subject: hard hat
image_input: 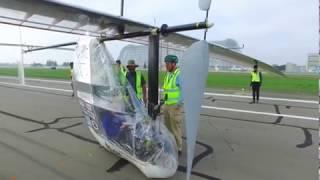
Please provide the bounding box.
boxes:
[127,59,138,67]
[164,55,178,63]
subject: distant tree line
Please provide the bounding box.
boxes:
[31,60,71,67]
[46,60,57,67]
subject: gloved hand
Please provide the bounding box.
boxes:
[160,98,165,105]
[176,102,184,108]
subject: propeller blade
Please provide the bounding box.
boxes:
[180,41,209,180]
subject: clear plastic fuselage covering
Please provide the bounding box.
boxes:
[73,38,178,178]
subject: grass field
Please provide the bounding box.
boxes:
[0,67,69,79]
[0,67,318,96]
[205,72,318,95]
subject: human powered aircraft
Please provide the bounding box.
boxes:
[0,0,283,179]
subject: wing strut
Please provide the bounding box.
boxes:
[148,34,160,117]
[24,22,212,53]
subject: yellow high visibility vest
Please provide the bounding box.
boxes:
[251,71,260,82]
[69,69,73,78]
[119,65,127,86]
[135,71,143,100]
[120,65,126,76]
[125,71,143,100]
[163,68,181,105]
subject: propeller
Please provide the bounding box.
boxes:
[180,41,209,180]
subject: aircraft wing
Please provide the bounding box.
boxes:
[0,0,283,75]
[164,33,284,75]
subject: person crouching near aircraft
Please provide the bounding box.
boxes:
[116,59,126,73]
[162,55,184,155]
[116,59,127,85]
[250,64,262,104]
[125,60,147,105]
[69,62,74,97]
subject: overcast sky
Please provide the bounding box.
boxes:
[0,0,317,66]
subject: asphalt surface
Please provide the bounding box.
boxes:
[0,77,317,180]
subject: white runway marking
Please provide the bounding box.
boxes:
[0,81,317,121]
[0,82,72,92]
[202,105,318,121]
[27,78,70,84]
[204,92,317,104]
[0,76,70,84]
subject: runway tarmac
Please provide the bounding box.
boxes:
[0,77,317,180]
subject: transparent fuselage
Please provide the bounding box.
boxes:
[72,38,178,178]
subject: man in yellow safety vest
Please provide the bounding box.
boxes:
[69,62,74,97]
[125,59,147,105]
[162,54,184,155]
[250,65,262,104]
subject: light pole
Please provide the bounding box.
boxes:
[120,0,124,16]
[199,0,212,40]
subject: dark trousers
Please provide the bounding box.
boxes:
[71,81,74,96]
[251,82,261,102]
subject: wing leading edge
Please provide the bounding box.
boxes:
[0,0,283,75]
